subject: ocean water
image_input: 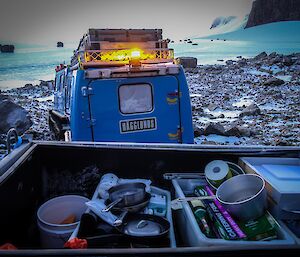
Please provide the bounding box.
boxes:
[173,39,300,64]
[0,38,300,90]
[0,43,76,89]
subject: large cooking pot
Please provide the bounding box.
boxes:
[216,174,267,221]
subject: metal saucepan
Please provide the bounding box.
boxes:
[118,213,170,240]
[216,174,267,221]
[102,182,146,212]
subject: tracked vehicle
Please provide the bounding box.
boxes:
[49,29,194,143]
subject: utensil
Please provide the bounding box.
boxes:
[176,196,216,202]
[102,182,146,212]
[106,192,151,226]
[216,174,267,221]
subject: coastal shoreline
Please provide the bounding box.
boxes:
[0,52,299,147]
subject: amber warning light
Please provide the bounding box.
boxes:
[81,47,174,67]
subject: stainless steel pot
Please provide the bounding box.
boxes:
[216,174,267,221]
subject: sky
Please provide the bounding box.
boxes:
[0,0,253,44]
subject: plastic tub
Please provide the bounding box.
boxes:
[70,185,176,248]
[37,195,89,248]
[172,178,295,247]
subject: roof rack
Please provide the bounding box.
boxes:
[70,29,174,69]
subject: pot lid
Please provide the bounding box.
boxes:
[123,219,162,237]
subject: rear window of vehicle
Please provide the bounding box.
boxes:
[119,84,153,114]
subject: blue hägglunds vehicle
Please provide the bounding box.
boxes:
[49,29,194,143]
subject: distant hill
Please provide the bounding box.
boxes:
[246,0,300,28]
[198,21,300,42]
[204,15,249,36]
[210,16,237,29]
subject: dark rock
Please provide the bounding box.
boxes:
[1,44,15,53]
[225,126,242,137]
[208,103,218,111]
[246,0,300,28]
[0,95,33,134]
[176,57,197,68]
[57,41,64,47]
[238,59,247,66]
[239,127,253,137]
[282,56,294,66]
[263,77,285,86]
[239,103,261,117]
[226,60,234,65]
[223,95,230,101]
[218,114,225,118]
[269,52,277,58]
[193,106,203,113]
[203,123,226,136]
[194,125,204,137]
[271,55,283,64]
[237,56,242,59]
[254,52,267,60]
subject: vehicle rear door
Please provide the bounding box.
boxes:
[88,75,182,143]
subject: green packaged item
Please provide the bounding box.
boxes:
[194,186,239,240]
[237,212,278,241]
[195,185,246,240]
[190,200,215,238]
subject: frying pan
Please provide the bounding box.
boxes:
[109,193,151,226]
[102,182,146,212]
[102,182,147,226]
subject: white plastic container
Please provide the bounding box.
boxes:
[172,178,295,247]
[37,195,89,248]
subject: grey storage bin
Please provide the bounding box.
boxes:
[172,178,295,247]
[70,184,176,248]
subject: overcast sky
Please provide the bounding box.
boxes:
[0,0,253,44]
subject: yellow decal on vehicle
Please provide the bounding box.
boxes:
[166,97,178,105]
[168,132,178,140]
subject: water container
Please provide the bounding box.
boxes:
[37,195,89,248]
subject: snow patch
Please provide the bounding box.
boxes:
[201,21,300,42]
[195,134,241,144]
[233,98,254,108]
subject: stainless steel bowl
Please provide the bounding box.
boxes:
[216,174,267,221]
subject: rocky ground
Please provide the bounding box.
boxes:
[0,52,299,149]
[0,81,54,142]
[187,52,300,146]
